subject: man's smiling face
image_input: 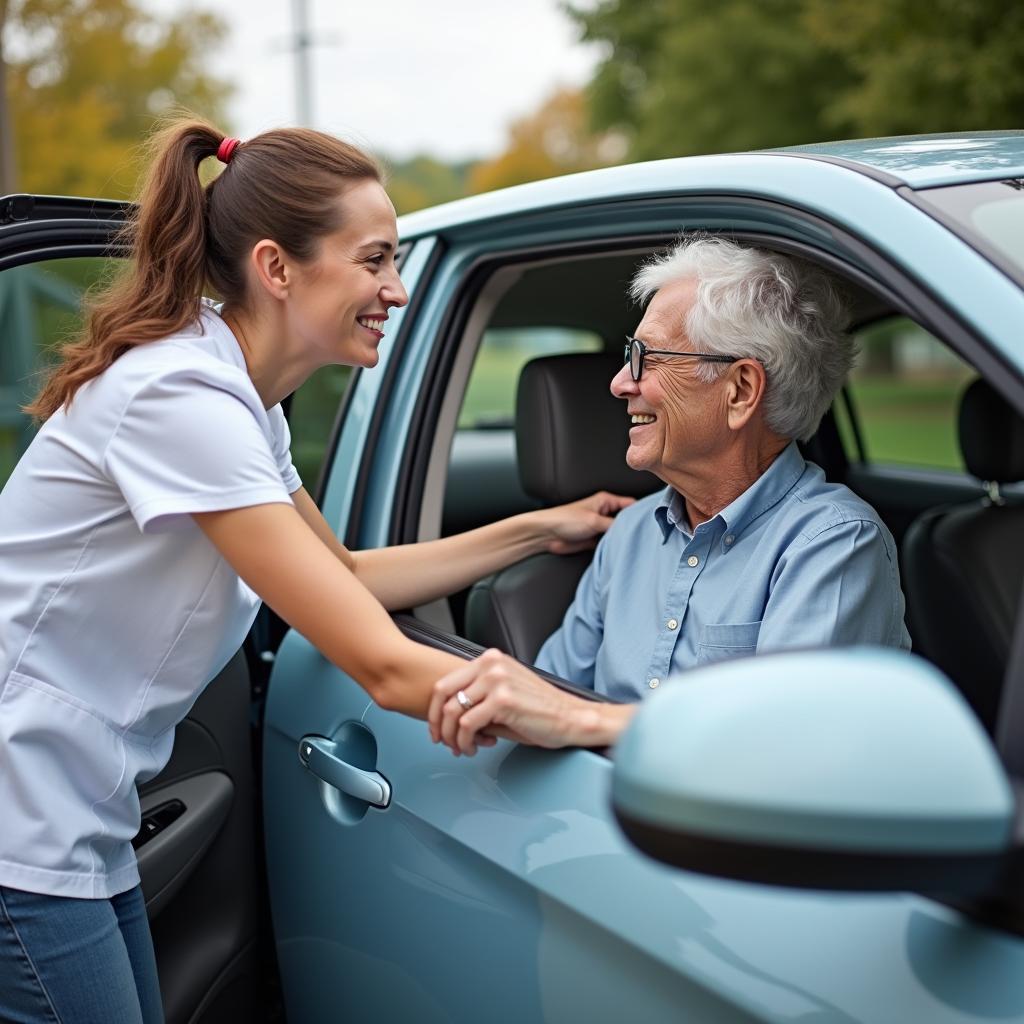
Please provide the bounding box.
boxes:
[610,277,730,485]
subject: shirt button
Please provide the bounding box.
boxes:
[724,534,735,545]
[687,555,699,567]
[667,618,678,630]
[649,678,661,689]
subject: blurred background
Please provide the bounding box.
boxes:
[4,0,1023,209]
[1,0,1023,485]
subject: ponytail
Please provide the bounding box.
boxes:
[28,116,381,421]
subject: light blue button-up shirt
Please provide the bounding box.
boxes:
[535,442,911,701]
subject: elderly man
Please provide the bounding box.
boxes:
[429,236,910,755]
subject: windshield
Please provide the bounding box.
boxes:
[915,179,1024,284]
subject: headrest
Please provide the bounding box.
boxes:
[959,378,1024,483]
[515,352,662,504]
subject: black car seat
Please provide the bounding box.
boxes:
[464,352,661,662]
[902,378,1024,733]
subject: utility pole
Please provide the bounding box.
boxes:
[281,0,339,128]
[0,0,17,196]
[291,0,313,126]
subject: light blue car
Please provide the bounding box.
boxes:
[3,132,1024,1022]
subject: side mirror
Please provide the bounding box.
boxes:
[612,648,1016,892]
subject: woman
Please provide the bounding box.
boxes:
[0,119,630,1022]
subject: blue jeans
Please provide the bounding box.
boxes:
[0,884,163,1023]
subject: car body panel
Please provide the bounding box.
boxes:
[263,138,1024,1022]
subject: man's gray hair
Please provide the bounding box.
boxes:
[631,236,854,442]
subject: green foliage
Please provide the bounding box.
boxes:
[571,0,852,158]
[386,154,473,215]
[568,0,1024,160]
[805,0,1024,137]
[4,0,233,197]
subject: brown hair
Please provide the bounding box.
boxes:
[28,116,381,420]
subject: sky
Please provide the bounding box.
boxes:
[163,0,602,162]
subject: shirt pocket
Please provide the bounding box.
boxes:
[697,620,762,665]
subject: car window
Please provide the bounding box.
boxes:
[0,257,118,488]
[459,326,602,429]
[840,316,974,471]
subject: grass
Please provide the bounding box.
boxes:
[847,375,971,470]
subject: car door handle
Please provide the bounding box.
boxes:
[298,736,391,808]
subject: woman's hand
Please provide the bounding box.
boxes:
[530,491,635,555]
[428,648,635,756]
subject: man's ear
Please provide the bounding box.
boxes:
[725,359,767,431]
[249,239,291,301]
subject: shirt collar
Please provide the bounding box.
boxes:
[652,441,806,544]
[654,488,690,542]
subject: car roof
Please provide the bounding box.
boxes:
[397,132,1024,241]
[778,131,1024,188]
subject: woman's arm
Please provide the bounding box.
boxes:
[293,486,633,611]
[195,501,632,748]
[194,502,460,717]
[290,486,355,570]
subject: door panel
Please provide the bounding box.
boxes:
[263,631,750,1022]
[139,651,262,1024]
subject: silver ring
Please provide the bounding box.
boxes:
[456,689,474,711]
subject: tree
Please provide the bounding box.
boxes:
[2,0,233,197]
[804,0,1024,137]
[468,87,625,194]
[569,0,853,160]
[568,0,1024,160]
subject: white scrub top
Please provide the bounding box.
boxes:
[0,305,301,898]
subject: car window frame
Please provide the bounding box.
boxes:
[361,195,1024,767]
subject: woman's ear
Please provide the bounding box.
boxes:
[249,239,291,301]
[725,358,767,431]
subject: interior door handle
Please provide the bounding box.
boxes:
[298,736,391,808]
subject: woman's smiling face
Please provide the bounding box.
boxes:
[286,179,407,369]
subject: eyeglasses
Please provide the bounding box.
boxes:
[624,336,740,382]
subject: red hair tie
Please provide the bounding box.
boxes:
[217,137,241,164]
